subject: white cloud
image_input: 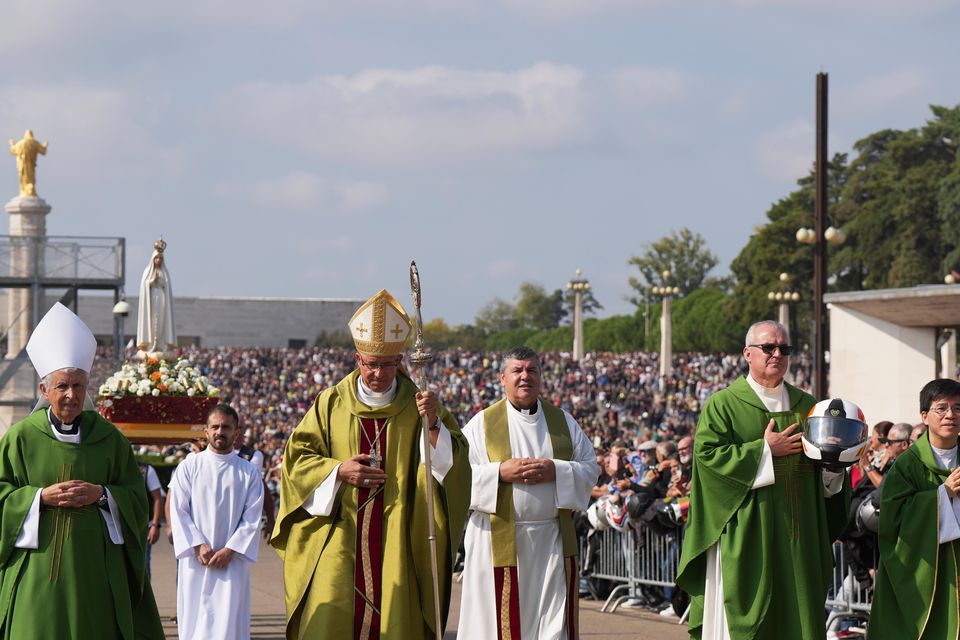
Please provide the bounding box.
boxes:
[836,69,932,114]
[209,62,589,169]
[606,67,687,107]
[215,171,388,215]
[0,84,185,184]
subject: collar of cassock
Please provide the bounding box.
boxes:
[48,408,79,436]
[509,401,538,416]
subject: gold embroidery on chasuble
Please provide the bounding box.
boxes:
[772,455,814,542]
[354,417,388,640]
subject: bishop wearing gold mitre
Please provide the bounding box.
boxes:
[271,289,470,640]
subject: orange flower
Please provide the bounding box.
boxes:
[150,371,163,382]
[147,358,160,366]
[157,384,169,392]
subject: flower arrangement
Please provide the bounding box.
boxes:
[98,357,219,399]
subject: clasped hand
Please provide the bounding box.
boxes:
[763,419,803,457]
[194,543,235,569]
[41,480,102,508]
[499,458,556,485]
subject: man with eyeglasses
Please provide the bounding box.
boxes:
[871,378,960,637]
[271,289,470,639]
[677,320,849,640]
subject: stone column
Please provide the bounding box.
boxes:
[1,195,50,433]
[5,195,50,356]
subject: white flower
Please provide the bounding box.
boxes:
[136,389,145,397]
[187,388,196,397]
[151,388,160,397]
[98,385,110,396]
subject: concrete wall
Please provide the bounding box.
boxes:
[828,303,935,425]
[0,292,363,349]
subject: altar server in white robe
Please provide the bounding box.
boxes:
[169,404,264,640]
[459,346,599,640]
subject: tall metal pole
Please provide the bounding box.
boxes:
[408,261,444,640]
[814,72,828,399]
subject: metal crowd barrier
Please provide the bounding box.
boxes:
[580,526,875,629]
[578,526,682,613]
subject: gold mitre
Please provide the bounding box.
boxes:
[348,289,412,356]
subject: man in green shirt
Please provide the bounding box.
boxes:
[676,319,849,640]
[870,378,960,638]
[0,302,163,639]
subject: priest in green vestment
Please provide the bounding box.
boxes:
[869,378,960,639]
[0,302,163,640]
[676,320,849,640]
[270,289,470,640]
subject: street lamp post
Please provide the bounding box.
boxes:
[651,270,680,387]
[567,269,591,362]
[767,273,801,336]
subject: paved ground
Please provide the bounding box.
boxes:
[150,536,689,639]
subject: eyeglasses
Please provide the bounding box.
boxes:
[747,343,793,356]
[928,403,960,416]
[886,438,910,444]
[358,357,400,372]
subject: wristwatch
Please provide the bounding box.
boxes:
[97,485,109,509]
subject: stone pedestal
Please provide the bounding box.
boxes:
[4,195,50,357]
[1,195,50,433]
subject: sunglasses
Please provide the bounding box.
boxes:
[748,343,793,356]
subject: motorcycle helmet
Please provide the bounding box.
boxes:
[855,494,880,534]
[802,398,868,468]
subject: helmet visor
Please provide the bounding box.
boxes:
[805,416,867,449]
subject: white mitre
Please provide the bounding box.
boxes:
[348,289,412,357]
[26,302,97,377]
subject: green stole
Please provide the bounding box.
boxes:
[482,398,578,567]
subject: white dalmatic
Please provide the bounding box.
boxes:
[458,401,599,640]
[170,448,264,640]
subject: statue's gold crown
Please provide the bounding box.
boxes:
[154,237,167,253]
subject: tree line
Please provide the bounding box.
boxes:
[314,104,960,354]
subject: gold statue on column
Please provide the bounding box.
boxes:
[8,130,48,197]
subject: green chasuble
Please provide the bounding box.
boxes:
[676,377,849,640]
[271,370,471,639]
[0,409,163,640]
[869,432,960,640]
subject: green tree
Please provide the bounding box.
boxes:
[475,297,520,334]
[627,228,719,306]
[514,282,566,331]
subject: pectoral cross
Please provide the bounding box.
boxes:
[369,452,382,470]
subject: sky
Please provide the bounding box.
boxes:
[2,0,958,326]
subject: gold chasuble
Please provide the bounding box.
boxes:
[483,399,579,640]
[271,370,470,640]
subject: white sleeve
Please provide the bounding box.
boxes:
[170,462,206,557]
[939,484,960,543]
[420,418,453,485]
[13,489,42,549]
[99,488,125,545]
[225,472,265,562]
[751,440,776,489]
[554,413,601,511]
[145,465,162,492]
[821,469,845,497]
[463,412,500,515]
[303,465,342,517]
